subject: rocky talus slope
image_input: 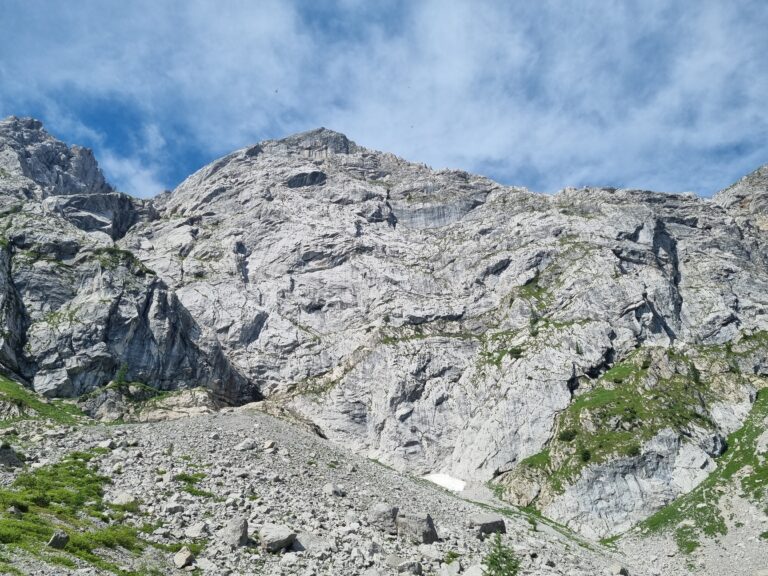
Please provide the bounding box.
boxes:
[0,397,643,575]
[1,115,767,574]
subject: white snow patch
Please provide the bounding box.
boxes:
[423,473,466,492]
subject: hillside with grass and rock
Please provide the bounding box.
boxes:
[0,115,767,575]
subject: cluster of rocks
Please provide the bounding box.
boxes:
[1,407,639,575]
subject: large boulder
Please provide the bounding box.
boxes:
[396,512,438,544]
[259,523,296,553]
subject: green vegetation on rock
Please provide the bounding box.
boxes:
[93,247,154,276]
[639,389,768,553]
[0,375,86,426]
[504,334,768,499]
[0,450,152,574]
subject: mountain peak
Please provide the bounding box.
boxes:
[714,164,768,220]
[0,116,112,198]
[0,115,49,145]
[267,127,359,156]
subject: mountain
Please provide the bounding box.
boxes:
[1,116,767,573]
[0,116,250,402]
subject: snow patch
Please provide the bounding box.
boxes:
[423,473,466,492]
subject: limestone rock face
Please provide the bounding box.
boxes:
[2,116,768,539]
[0,116,111,198]
[714,164,768,228]
[0,116,254,402]
[118,128,768,536]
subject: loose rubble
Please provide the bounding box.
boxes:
[0,408,649,575]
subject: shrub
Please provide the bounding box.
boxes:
[528,316,539,337]
[579,448,592,463]
[114,363,128,388]
[557,429,577,442]
[482,533,520,576]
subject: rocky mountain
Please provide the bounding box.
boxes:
[0,117,251,403]
[1,115,767,574]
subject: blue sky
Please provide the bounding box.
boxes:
[1,0,766,198]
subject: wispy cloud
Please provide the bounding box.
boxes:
[0,0,766,197]
[100,152,166,198]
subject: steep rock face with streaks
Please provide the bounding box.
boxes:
[120,127,768,537]
[2,116,768,539]
[0,116,252,403]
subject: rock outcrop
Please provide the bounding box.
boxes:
[0,116,254,402]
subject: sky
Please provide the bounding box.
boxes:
[0,0,766,198]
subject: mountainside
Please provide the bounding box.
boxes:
[0,117,251,403]
[1,116,767,567]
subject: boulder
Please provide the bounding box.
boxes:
[323,482,346,497]
[47,531,69,549]
[108,491,138,507]
[396,512,438,544]
[369,502,399,534]
[217,516,249,547]
[608,564,629,576]
[259,523,296,553]
[469,513,506,538]
[173,546,195,568]
[235,438,257,451]
[184,521,209,539]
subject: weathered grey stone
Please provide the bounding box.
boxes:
[397,560,423,575]
[290,531,335,556]
[438,561,462,576]
[369,502,399,534]
[234,438,257,451]
[323,482,346,497]
[184,521,209,539]
[608,563,630,576]
[164,502,184,514]
[173,546,195,568]
[396,512,438,544]
[259,523,296,553]
[0,446,23,468]
[108,490,138,507]
[469,513,506,538]
[47,531,69,549]
[217,516,248,547]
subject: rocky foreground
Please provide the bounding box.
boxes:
[1,383,767,575]
[1,402,640,576]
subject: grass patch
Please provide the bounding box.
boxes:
[92,247,154,276]
[519,450,551,470]
[518,274,549,306]
[518,347,733,495]
[639,389,768,552]
[506,334,768,509]
[0,450,155,574]
[0,375,87,426]
[173,472,214,499]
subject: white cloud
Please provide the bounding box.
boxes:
[100,152,166,197]
[0,0,766,196]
